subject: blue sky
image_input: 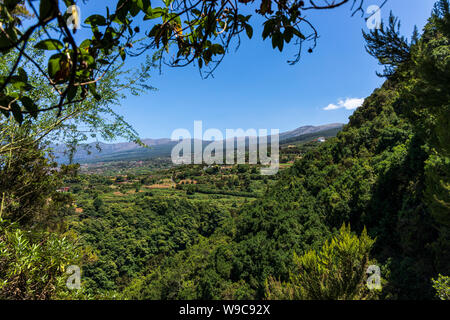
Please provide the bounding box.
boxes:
[85,0,437,139]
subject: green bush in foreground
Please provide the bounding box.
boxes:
[0,218,87,300]
[432,275,450,300]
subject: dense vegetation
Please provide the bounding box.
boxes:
[1,1,449,300]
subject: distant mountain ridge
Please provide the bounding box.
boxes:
[53,123,343,163]
[279,123,343,140]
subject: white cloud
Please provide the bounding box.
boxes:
[324,98,364,111]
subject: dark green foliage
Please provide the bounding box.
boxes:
[363,12,412,77]
[0,137,74,229]
[73,194,230,293]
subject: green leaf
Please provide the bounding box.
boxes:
[210,44,225,55]
[85,14,107,26]
[9,72,33,91]
[292,28,306,40]
[191,9,201,16]
[245,24,253,39]
[148,24,162,37]
[144,7,166,20]
[88,83,101,101]
[4,0,21,11]
[115,0,131,23]
[35,39,64,51]
[17,67,28,82]
[80,53,95,68]
[0,107,10,118]
[272,32,283,52]
[284,26,294,43]
[39,0,57,21]
[20,96,38,118]
[0,95,11,117]
[203,49,212,64]
[67,85,79,102]
[129,1,140,17]
[10,101,23,124]
[262,20,274,40]
[0,30,14,52]
[135,0,151,12]
[48,53,64,78]
[80,39,91,49]
[119,48,126,61]
[11,78,28,91]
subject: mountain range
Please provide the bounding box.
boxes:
[52,123,344,164]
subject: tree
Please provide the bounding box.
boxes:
[0,136,71,229]
[93,195,104,211]
[363,12,412,77]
